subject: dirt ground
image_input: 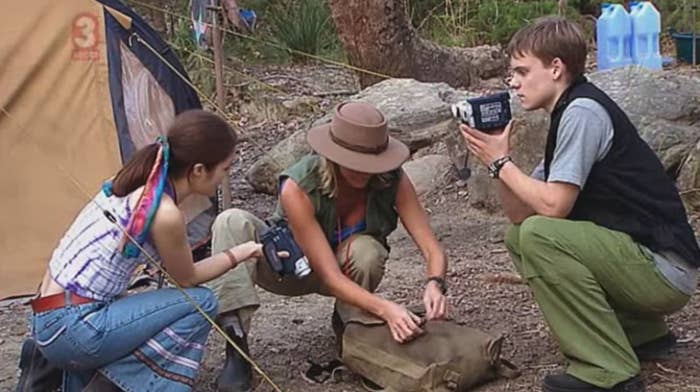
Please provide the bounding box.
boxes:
[2,63,699,392]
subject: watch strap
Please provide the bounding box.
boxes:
[488,155,512,179]
[427,276,447,294]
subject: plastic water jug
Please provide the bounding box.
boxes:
[597,3,633,70]
[630,1,662,69]
[596,3,612,70]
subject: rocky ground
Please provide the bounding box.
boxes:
[1,61,699,392]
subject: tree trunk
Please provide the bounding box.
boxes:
[328,0,507,89]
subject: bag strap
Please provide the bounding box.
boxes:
[495,358,521,379]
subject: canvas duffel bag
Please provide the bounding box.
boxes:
[341,313,519,392]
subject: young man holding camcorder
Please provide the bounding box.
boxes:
[458,16,698,392]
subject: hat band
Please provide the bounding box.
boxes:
[329,129,389,154]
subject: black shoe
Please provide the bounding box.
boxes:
[82,372,122,392]
[543,373,644,392]
[217,326,252,392]
[633,332,676,361]
[15,339,62,392]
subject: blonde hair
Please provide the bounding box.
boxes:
[317,156,395,197]
[318,156,340,197]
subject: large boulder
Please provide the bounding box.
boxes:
[403,154,453,197]
[589,67,700,169]
[245,79,465,194]
[467,66,700,211]
[247,68,700,215]
[678,140,700,211]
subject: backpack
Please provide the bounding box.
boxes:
[340,311,519,391]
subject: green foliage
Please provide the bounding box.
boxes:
[410,0,574,46]
[567,0,606,15]
[408,0,691,47]
[267,0,340,62]
[170,4,215,97]
[660,0,700,33]
[143,0,695,78]
[470,0,560,44]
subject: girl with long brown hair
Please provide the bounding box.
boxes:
[17,110,262,392]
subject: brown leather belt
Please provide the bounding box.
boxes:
[31,292,94,313]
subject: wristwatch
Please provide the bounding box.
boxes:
[487,155,512,179]
[427,276,447,295]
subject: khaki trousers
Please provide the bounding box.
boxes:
[207,208,389,331]
[505,216,690,388]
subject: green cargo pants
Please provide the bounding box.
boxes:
[207,208,388,332]
[505,216,691,388]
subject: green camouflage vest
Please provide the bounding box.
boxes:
[275,155,400,249]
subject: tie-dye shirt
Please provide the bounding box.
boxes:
[49,190,159,301]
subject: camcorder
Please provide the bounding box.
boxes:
[451,91,512,133]
[259,220,311,279]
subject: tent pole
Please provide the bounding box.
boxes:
[210,3,232,211]
[693,0,698,66]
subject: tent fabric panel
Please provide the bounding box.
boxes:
[98,0,202,114]
[120,41,176,149]
[101,0,201,161]
[104,9,135,160]
[104,5,133,29]
[119,41,214,226]
[0,0,122,299]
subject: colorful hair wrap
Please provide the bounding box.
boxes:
[103,136,170,258]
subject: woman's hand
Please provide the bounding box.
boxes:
[232,241,288,264]
[380,301,424,343]
[423,282,447,320]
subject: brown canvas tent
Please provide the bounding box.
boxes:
[0,0,211,299]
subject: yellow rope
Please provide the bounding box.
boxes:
[168,41,288,95]
[127,0,393,80]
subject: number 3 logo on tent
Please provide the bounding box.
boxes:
[72,13,100,61]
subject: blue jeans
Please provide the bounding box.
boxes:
[31,287,218,392]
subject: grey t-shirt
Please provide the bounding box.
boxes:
[530,98,612,186]
[531,98,697,295]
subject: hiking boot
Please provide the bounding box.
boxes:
[217,325,252,392]
[15,338,62,392]
[633,332,676,361]
[82,372,122,392]
[543,374,644,392]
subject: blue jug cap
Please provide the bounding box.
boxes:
[601,2,610,9]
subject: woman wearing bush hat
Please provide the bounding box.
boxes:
[208,101,448,391]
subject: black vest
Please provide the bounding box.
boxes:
[545,77,700,266]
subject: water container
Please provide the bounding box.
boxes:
[596,3,612,70]
[597,3,634,70]
[631,2,662,69]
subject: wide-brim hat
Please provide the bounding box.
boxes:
[307,101,409,174]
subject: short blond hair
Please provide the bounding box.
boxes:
[507,16,587,79]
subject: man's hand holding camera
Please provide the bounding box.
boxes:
[460,120,514,168]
